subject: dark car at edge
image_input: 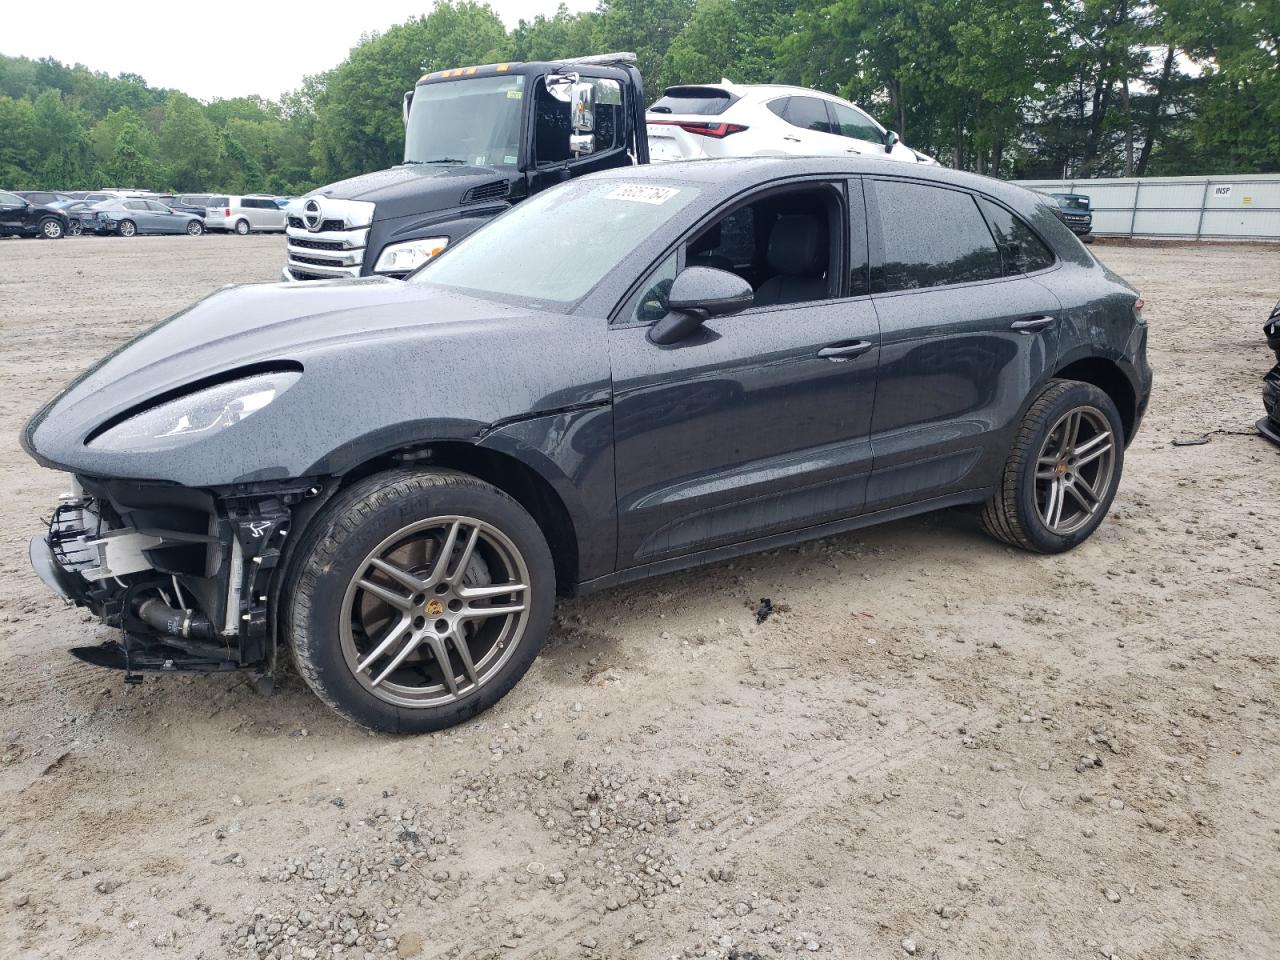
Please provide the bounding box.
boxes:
[23,157,1152,733]
[0,190,70,239]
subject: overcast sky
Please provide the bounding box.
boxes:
[4,0,597,102]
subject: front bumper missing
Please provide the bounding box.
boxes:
[29,477,303,679]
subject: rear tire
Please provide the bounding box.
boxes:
[980,379,1124,553]
[234,219,250,235]
[283,469,555,734]
[117,219,137,238]
[186,219,205,236]
[38,217,64,239]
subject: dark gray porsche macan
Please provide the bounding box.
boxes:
[23,158,1151,733]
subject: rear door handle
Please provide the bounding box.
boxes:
[818,340,874,361]
[1010,315,1056,334]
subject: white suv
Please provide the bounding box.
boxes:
[647,81,937,166]
[204,195,286,234]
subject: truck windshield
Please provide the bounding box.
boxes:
[405,75,525,167]
[410,178,700,306]
[1053,194,1090,211]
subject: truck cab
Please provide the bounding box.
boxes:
[283,53,649,281]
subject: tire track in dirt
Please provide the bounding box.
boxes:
[420,700,990,959]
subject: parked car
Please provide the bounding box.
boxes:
[61,200,103,236]
[91,198,205,236]
[23,157,1150,733]
[155,194,212,218]
[205,195,286,234]
[0,190,70,238]
[15,191,76,209]
[1048,192,1094,242]
[1259,300,1280,446]
[647,82,937,165]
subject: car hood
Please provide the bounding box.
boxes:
[23,278,609,486]
[309,163,512,221]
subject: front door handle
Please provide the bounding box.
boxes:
[1010,315,1056,334]
[783,135,802,143]
[818,340,874,361]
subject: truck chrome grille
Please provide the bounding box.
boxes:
[283,197,376,281]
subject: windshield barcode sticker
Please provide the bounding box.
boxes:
[606,185,681,205]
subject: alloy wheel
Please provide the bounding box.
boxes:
[339,516,531,709]
[1034,406,1116,536]
[42,219,63,239]
[68,220,82,237]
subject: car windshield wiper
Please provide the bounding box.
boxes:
[408,158,466,165]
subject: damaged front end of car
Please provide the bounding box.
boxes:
[29,473,309,682]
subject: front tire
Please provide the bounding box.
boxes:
[283,469,555,734]
[980,379,1124,553]
[38,217,64,239]
[117,219,137,238]
[234,219,250,235]
[67,219,83,237]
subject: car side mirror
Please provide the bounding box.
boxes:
[884,130,900,153]
[648,266,753,345]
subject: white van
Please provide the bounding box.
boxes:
[205,195,287,234]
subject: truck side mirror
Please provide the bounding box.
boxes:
[402,90,413,127]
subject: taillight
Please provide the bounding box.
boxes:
[225,207,231,217]
[649,120,748,139]
[1134,297,1145,322]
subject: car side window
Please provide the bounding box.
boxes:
[766,98,789,120]
[830,102,882,143]
[619,251,679,325]
[978,197,1055,275]
[873,180,1003,292]
[147,201,168,212]
[0,191,22,205]
[124,201,147,211]
[783,97,833,134]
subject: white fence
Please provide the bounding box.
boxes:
[1013,173,1280,241]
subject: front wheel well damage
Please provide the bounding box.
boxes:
[339,442,580,595]
[1052,357,1137,444]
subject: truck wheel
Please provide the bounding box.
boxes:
[117,219,137,238]
[234,219,250,235]
[38,217,64,239]
[980,379,1124,554]
[283,468,555,734]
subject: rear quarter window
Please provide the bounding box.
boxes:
[978,197,1055,274]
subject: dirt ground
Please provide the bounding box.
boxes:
[0,234,1277,960]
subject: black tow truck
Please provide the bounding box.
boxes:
[283,52,650,281]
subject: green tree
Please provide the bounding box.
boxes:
[512,4,600,61]
[99,114,161,187]
[158,92,223,190]
[593,0,695,90]
[664,0,798,86]
[310,1,510,182]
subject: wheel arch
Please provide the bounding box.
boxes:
[337,441,581,596]
[1051,353,1138,444]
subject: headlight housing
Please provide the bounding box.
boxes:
[88,370,301,452]
[374,237,448,275]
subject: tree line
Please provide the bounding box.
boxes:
[2,0,1275,194]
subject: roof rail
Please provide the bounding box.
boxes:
[556,51,637,67]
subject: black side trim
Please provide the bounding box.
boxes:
[474,398,612,441]
[572,488,989,597]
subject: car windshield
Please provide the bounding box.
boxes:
[404,74,525,167]
[410,178,700,307]
[1053,194,1090,211]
